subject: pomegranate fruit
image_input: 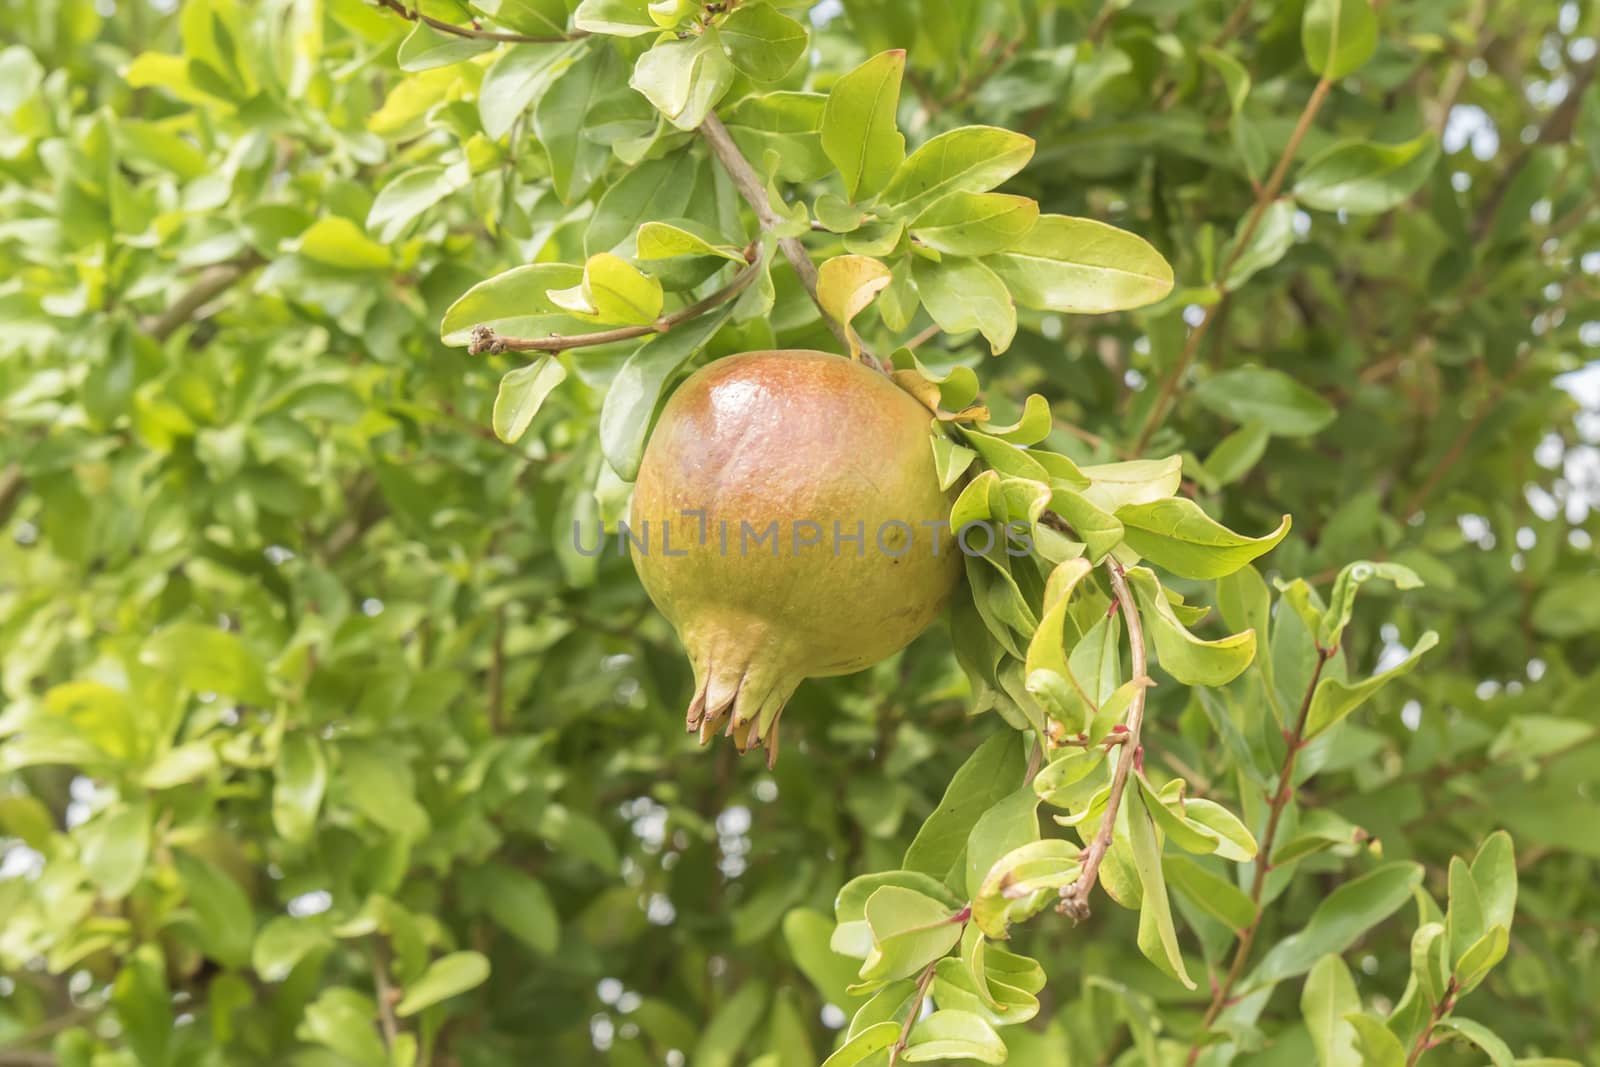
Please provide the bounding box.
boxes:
[630,350,963,762]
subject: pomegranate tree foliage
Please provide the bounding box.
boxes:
[1,0,1598,1063]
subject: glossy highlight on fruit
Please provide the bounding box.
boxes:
[630,350,963,763]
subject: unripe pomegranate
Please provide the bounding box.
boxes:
[631,350,962,763]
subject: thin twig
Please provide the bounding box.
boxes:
[468,250,760,355]
[1183,643,1336,1063]
[1405,979,1458,1065]
[1134,77,1333,452]
[698,113,871,363]
[889,957,943,1064]
[373,0,579,43]
[140,252,264,342]
[1472,54,1598,239]
[368,940,401,1049]
[1396,345,1533,521]
[1058,561,1152,921]
[1213,0,1258,48]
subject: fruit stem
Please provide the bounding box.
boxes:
[699,113,889,371]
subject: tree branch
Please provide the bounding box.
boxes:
[140,252,264,342]
[1134,77,1333,452]
[698,113,869,361]
[373,0,581,43]
[1058,560,1153,921]
[1183,642,1336,1063]
[468,249,761,355]
[889,942,951,1064]
[1472,54,1598,239]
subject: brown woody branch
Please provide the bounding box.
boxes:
[697,113,870,362]
[1183,642,1336,1063]
[467,249,761,355]
[1134,76,1333,452]
[373,0,580,43]
[140,252,265,342]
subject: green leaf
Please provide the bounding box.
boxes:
[1192,367,1336,437]
[1205,421,1271,486]
[719,3,808,82]
[1128,787,1197,989]
[932,435,978,491]
[396,22,495,72]
[367,164,468,244]
[273,732,326,844]
[1454,924,1509,992]
[833,871,965,957]
[1531,575,1600,636]
[1080,457,1182,512]
[1489,714,1596,761]
[1223,199,1295,289]
[880,126,1035,219]
[1126,566,1257,687]
[550,252,664,324]
[587,154,705,255]
[911,256,1017,355]
[902,1010,1007,1064]
[972,839,1082,938]
[931,955,1040,1027]
[964,786,1042,900]
[1302,0,1379,79]
[536,44,612,203]
[1302,631,1439,737]
[1050,486,1124,563]
[298,988,388,1066]
[480,40,582,139]
[693,981,769,1067]
[1469,830,1518,933]
[1116,498,1291,580]
[911,193,1040,256]
[1436,1018,1515,1066]
[822,50,906,202]
[723,91,831,183]
[785,909,864,1006]
[817,254,892,356]
[295,216,392,271]
[396,952,491,1017]
[78,801,151,900]
[978,394,1052,446]
[1249,862,1423,987]
[903,732,1027,885]
[598,307,729,480]
[142,621,270,704]
[1183,799,1258,862]
[175,850,254,968]
[492,358,568,444]
[986,215,1174,314]
[1411,921,1449,1004]
[440,263,586,346]
[855,885,963,986]
[1320,560,1424,650]
[472,0,569,36]
[1294,135,1440,215]
[253,916,332,982]
[819,1022,901,1067]
[1165,855,1256,933]
[573,0,657,35]
[1302,955,1362,1067]
[636,220,746,262]
[629,29,735,130]
[1345,1013,1406,1067]
[476,863,559,955]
